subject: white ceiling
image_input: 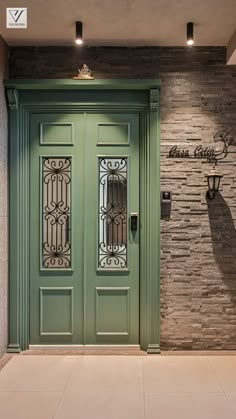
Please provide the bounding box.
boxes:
[0,0,236,47]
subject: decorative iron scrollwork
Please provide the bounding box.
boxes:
[213,130,236,161]
[98,158,127,269]
[42,157,71,268]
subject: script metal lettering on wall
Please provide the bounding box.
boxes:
[168,145,216,162]
[167,130,236,163]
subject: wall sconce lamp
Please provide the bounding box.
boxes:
[187,22,194,46]
[206,163,223,200]
[75,21,83,45]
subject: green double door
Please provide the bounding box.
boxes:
[30,111,140,345]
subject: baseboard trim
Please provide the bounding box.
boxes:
[7,344,21,353]
[147,344,161,354]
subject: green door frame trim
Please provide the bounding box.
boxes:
[4,79,161,353]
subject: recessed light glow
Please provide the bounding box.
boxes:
[75,21,83,46]
[187,22,194,46]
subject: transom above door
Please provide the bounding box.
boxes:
[30,112,140,345]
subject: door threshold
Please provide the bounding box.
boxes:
[26,344,145,355]
[29,344,141,351]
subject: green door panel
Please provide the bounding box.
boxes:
[30,113,85,344]
[30,111,140,345]
[85,113,139,344]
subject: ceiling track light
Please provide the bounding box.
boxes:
[75,21,83,45]
[187,22,194,46]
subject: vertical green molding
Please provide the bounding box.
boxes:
[20,107,30,351]
[139,111,147,351]
[7,88,21,352]
[7,91,30,352]
[147,88,161,354]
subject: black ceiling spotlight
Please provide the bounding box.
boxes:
[187,22,194,46]
[75,21,83,45]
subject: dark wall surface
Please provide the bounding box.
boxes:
[9,46,236,349]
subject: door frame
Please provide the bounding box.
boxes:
[5,79,161,353]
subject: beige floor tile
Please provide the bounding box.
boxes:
[145,393,236,419]
[0,391,61,419]
[0,355,77,391]
[226,394,236,416]
[1,354,235,419]
[54,389,145,419]
[208,357,236,394]
[66,355,143,393]
[143,356,222,394]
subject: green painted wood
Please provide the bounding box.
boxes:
[7,89,21,353]
[4,79,161,90]
[139,110,148,351]
[6,80,161,352]
[30,111,140,345]
[30,113,84,344]
[85,113,140,344]
[147,89,161,354]
[39,288,74,336]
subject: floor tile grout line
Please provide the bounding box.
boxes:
[205,357,236,419]
[0,389,68,393]
[51,358,81,419]
[4,355,236,418]
[142,356,233,396]
[52,355,145,418]
[199,356,225,395]
[143,392,226,396]
[223,394,236,419]
[0,354,14,373]
[51,390,65,419]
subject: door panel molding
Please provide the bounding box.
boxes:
[95,287,130,336]
[39,122,75,145]
[5,80,161,353]
[39,287,74,336]
[96,121,131,146]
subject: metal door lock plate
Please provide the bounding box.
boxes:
[130,213,138,232]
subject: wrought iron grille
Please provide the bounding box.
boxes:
[42,157,71,268]
[98,158,127,269]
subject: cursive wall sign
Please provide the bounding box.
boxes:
[168,145,216,161]
[167,130,236,163]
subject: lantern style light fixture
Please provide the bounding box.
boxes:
[206,163,223,200]
[75,21,83,45]
[187,22,194,46]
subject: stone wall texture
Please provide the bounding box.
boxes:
[0,36,8,355]
[9,46,236,350]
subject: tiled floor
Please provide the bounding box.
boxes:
[1,355,236,418]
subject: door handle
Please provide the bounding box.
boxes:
[66,215,71,243]
[130,213,138,232]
